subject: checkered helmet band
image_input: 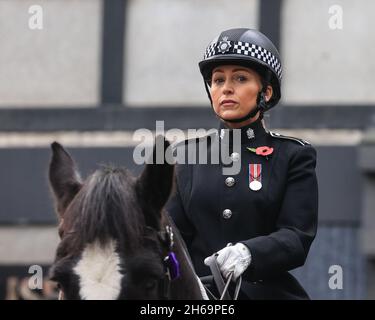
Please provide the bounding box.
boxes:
[203,40,282,80]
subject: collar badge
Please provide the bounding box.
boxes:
[246,128,255,139]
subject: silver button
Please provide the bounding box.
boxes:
[230,152,240,162]
[225,177,235,187]
[222,209,232,219]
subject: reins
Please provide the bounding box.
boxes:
[159,224,243,300]
[201,253,242,300]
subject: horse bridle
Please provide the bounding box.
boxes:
[156,226,243,300]
[57,225,239,300]
[156,225,180,300]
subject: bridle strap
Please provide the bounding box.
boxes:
[159,275,171,300]
[156,224,180,300]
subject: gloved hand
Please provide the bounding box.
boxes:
[204,243,252,281]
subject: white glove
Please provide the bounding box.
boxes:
[204,243,252,281]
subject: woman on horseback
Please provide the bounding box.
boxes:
[166,28,318,300]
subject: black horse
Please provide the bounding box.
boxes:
[48,138,205,299]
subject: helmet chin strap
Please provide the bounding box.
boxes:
[204,80,268,124]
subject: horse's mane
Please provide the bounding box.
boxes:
[61,166,144,255]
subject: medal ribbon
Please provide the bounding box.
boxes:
[249,164,262,182]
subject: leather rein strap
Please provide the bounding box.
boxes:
[204,253,242,300]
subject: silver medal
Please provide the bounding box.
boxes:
[249,180,262,191]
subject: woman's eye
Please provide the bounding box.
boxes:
[236,75,247,82]
[212,77,224,85]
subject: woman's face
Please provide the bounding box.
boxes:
[210,65,272,127]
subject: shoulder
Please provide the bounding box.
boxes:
[268,131,311,147]
[171,131,217,172]
[172,131,218,150]
[268,131,316,162]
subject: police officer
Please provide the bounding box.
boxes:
[166,28,318,299]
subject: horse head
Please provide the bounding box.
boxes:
[48,137,203,300]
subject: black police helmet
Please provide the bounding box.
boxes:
[199,28,282,110]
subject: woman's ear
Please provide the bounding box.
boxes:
[265,85,273,102]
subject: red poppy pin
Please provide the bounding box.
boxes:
[246,146,274,157]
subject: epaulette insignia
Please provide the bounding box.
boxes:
[269,131,310,146]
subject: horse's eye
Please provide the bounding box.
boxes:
[144,279,157,291]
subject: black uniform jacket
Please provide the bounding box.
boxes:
[166,118,318,299]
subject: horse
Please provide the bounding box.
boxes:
[47,138,206,300]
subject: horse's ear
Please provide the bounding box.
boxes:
[49,142,82,219]
[136,136,175,228]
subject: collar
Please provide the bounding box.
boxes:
[218,118,267,145]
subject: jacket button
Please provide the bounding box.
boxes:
[222,209,232,219]
[225,177,235,187]
[230,152,240,162]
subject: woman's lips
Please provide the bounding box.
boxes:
[220,100,238,107]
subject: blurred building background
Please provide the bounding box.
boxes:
[0,0,374,299]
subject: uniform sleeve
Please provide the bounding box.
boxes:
[241,145,318,281]
[165,164,195,249]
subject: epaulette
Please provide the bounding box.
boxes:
[268,131,310,146]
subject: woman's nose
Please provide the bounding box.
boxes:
[222,80,234,94]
